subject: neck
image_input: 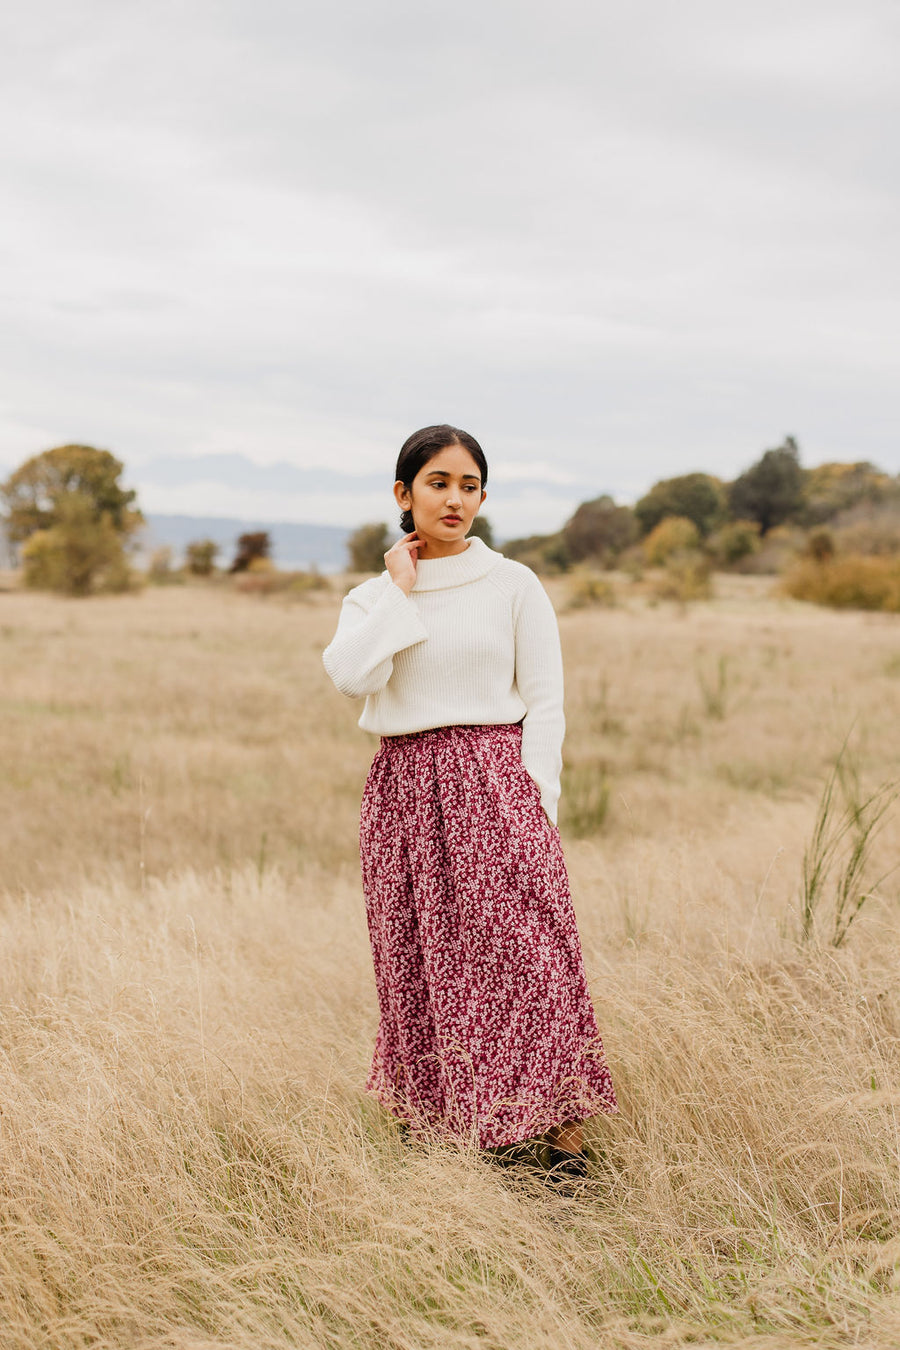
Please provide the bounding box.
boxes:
[415,534,472,560]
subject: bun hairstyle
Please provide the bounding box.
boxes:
[394,425,488,534]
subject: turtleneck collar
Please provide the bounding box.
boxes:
[408,535,504,592]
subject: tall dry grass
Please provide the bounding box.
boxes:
[1,578,900,1347]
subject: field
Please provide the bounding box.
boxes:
[2,575,900,1349]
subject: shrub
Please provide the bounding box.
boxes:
[147,547,184,585]
[643,516,700,565]
[347,522,390,573]
[783,556,900,611]
[651,553,713,603]
[805,528,835,562]
[832,502,900,557]
[502,532,570,574]
[565,571,617,610]
[234,566,329,599]
[229,532,271,574]
[617,546,645,581]
[734,524,805,575]
[185,539,219,576]
[286,569,329,598]
[705,519,761,568]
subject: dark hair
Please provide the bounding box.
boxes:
[394,425,488,534]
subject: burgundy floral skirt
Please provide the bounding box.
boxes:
[359,722,617,1148]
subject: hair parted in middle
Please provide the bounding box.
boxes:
[394,425,488,534]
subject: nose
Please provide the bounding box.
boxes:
[446,486,462,508]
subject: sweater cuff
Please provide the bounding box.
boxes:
[539,784,559,826]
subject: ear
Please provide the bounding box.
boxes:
[477,489,487,511]
[393,479,410,511]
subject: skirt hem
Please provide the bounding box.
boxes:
[365,1070,619,1151]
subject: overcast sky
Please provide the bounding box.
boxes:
[1,0,897,535]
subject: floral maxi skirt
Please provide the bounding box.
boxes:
[359,723,617,1149]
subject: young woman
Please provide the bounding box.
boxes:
[323,425,617,1174]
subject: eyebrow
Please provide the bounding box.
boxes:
[424,467,481,481]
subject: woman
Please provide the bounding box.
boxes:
[323,425,617,1174]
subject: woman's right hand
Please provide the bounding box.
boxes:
[384,532,420,596]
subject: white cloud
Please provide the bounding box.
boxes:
[1,0,897,519]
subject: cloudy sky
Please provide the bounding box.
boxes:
[1,0,897,536]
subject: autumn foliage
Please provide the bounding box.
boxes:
[2,445,142,595]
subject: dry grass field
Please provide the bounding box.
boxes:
[2,574,900,1349]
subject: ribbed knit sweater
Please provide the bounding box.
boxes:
[322,536,565,822]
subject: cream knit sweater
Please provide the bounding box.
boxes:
[322,536,565,822]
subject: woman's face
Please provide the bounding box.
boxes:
[394,444,486,555]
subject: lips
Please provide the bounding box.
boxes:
[441,516,462,524]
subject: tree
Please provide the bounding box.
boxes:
[502,532,569,573]
[634,473,725,538]
[561,495,637,564]
[185,539,219,576]
[347,522,390,573]
[468,515,495,548]
[728,437,804,535]
[21,492,133,596]
[1,444,141,595]
[799,461,895,526]
[229,532,271,573]
[1,444,141,547]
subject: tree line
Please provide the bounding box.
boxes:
[4,437,899,595]
[346,437,900,575]
[502,437,900,574]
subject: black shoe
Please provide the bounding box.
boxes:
[546,1146,590,1181]
[483,1139,545,1174]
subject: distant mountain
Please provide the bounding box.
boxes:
[142,514,350,571]
[128,453,604,544]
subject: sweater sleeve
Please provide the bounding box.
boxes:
[322,578,429,698]
[513,571,565,824]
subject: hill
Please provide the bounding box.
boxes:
[141,513,350,571]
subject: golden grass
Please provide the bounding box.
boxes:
[1,577,900,1347]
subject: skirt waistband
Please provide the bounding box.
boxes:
[380,721,523,747]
